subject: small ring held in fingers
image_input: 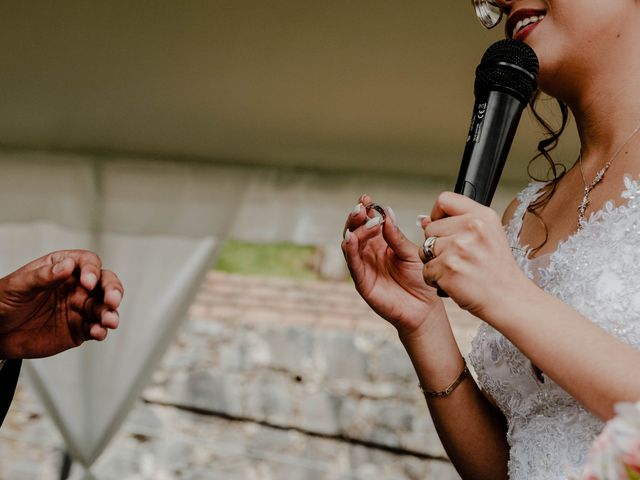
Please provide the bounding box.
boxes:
[365,203,387,221]
[421,236,438,263]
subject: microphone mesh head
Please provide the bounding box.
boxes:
[475,39,539,102]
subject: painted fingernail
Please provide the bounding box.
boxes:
[343,229,352,242]
[416,215,430,228]
[365,216,382,229]
[386,206,398,227]
[52,261,65,274]
[351,203,363,216]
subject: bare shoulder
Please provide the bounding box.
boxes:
[501,197,520,226]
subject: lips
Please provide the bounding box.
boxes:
[506,8,546,41]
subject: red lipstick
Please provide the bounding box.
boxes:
[506,8,546,41]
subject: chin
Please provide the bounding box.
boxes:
[525,47,560,96]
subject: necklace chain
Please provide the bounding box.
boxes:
[577,123,640,230]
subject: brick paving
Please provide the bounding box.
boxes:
[0,271,480,479]
[196,272,480,350]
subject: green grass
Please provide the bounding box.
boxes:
[214,240,319,279]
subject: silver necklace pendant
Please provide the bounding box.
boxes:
[575,122,640,230]
[577,164,609,230]
[577,188,593,230]
[593,168,605,184]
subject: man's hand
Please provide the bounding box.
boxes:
[0,250,124,359]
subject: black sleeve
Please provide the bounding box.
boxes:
[0,359,21,427]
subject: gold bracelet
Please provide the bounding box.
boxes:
[419,361,469,398]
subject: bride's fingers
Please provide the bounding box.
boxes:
[422,253,444,289]
[344,208,383,257]
[359,193,373,207]
[344,193,383,232]
[344,201,367,232]
[352,207,385,241]
[430,191,484,221]
[342,229,367,286]
[424,214,474,239]
[382,207,419,260]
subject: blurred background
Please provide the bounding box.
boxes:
[0,1,577,479]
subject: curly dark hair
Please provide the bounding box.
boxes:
[524,91,571,254]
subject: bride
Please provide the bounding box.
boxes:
[341,1,640,478]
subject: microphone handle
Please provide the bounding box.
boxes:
[437,89,526,298]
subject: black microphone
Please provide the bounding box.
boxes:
[456,39,539,204]
[437,39,539,298]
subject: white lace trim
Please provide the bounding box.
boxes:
[469,175,640,480]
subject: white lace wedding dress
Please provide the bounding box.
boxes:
[468,177,640,479]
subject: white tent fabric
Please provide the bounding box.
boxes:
[0,152,246,477]
[0,149,521,478]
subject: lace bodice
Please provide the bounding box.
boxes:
[469,176,640,479]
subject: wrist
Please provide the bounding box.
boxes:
[396,298,447,342]
[397,300,460,361]
[480,273,544,329]
[419,359,469,398]
[399,311,467,393]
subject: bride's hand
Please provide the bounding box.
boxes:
[341,194,442,337]
[421,192,530,320]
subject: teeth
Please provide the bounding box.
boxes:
[513,14,545,38]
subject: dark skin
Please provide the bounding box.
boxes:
[0,250,123,359]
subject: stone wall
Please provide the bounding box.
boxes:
[0,271,480,479]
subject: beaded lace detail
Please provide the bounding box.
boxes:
[469,176,640,480]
